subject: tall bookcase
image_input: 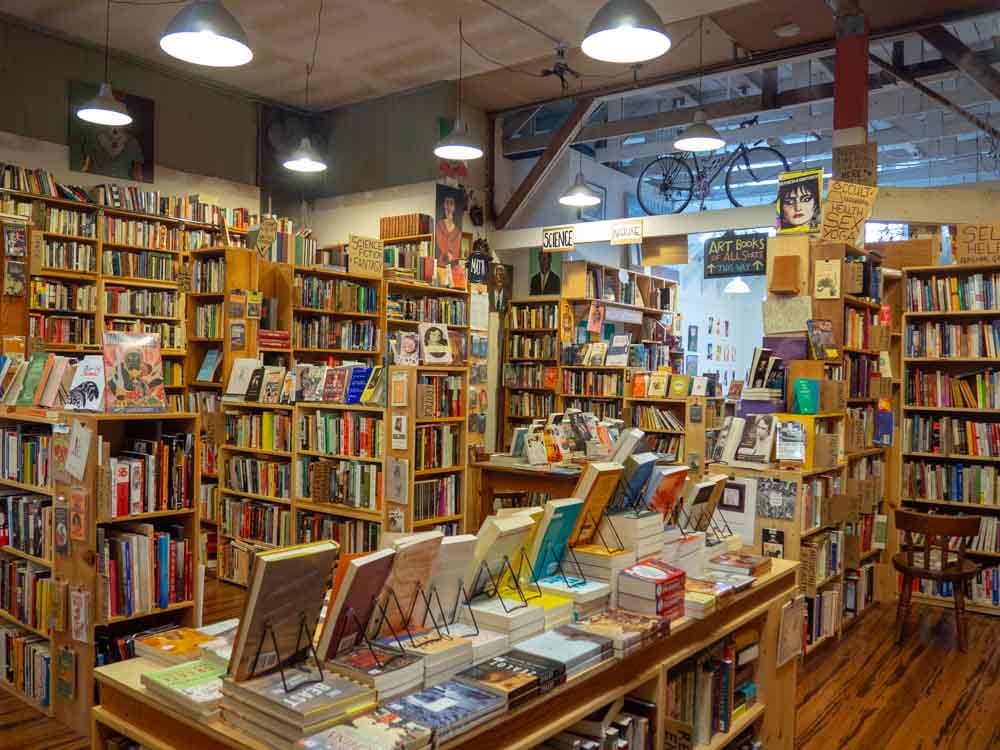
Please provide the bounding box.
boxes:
[501,296,560,448]
[623,386,721,475]
[899,262,1000,616]
[0,407,200,735]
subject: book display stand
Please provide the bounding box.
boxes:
[534,538,589,587]
[572,507,625,554]
[247,612,325,692]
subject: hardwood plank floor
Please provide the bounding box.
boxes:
[797,603,1000,750]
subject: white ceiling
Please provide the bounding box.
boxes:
[0,0,756,110]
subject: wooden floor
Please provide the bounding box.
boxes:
[3,584,998,749]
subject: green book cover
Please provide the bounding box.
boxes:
[143,658,226,691]
[793,378,819,414]
[16,353,51,406]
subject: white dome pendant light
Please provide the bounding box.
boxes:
[435,18,483,161]
[559,152,601,207]
[724,276,750,294]
[160,0,253,67]
[284,1,327,173]
[674,17,724,153]
[77,0,132,126]
[582,0,672,64]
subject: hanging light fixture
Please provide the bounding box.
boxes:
[560,152,601,207]
[78,0,132,126]
[582,0,671,64]
[284,1,327,173]
[674,18,724,153]
[724,276,751,294]
[435,18,483,161]
[160,0,253,67]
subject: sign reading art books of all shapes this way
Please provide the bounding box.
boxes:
[609,218,643,245]
[820,180,878,244]
[954,223,1000,265]
[348,234,384,278]
[541,224,575,252]
[703,232,768,279]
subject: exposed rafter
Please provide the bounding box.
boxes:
[919,24,1000,101]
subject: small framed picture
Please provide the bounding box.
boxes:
[720,481,746,513]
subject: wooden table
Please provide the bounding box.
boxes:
[473,461,581,519]
[92,560,799,750]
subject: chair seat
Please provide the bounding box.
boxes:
[892,552,981,583]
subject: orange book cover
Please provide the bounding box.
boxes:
[31,354,54,405]
[318,551,367,648]
[570,463,624,546]
[632,373,647,398]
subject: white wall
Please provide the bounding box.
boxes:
[0,131,259,212]
[310,181,439,241]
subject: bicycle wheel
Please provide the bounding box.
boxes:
[637,156,694,215]
[724,146,790,207]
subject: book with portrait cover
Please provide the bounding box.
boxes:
[102,331,167,412]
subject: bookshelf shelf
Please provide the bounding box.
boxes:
[103,600,195,625]
[903,357,998,363]
[218,487,292,505]
[102,241,181,254]
[42,231,97,242]
[903,406,1000,414]
[292,498,381,521]
[220,445,291,458]
[218,532,278,549]
[34,268,98,280]
[0,477,53,495]
[292,265,355,279]
[296,449,382,463]
[385,279,469,297]
[296,402,383,413]
[904,309,1000,318]
[292,347,380,356]
[703,703,767,750]
[413,513,465,528]
[102,276,178,289]
[381,233,432,243]
[28,307,97,315]
[508,328,558,333]
[846,447,886,458]
[801,523,836,540]
[0,545,52,567]
[911,592,1000,615]
[293,307,379,319]
[98,508,196,524]
[560,365,626,371]
[415,416,466,424]
[903,451,1000,462]
[222,400,295,411]
[414,465,464,477]
[0,673,52,717]
[843,295,881,310]
[190,380,223,388]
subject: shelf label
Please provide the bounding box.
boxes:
[610,218,643,246]
[349,234,384,278]
[541,225,575,252]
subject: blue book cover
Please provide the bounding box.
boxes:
[384,680,504,731]
[529,498,583,581]
[124,540,133,615]
[873,410,893,446]
[619,452,659,508]
[344,368,372,404]
[196,349,221,382]
[514,625,612,668]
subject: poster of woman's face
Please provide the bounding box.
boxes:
[777,169,823,233]
[435,184,466,268]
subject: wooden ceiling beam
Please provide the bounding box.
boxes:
[919,24,1000,101]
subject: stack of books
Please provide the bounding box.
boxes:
[664,529,707,577]
[381,680,506,745]
[135,626,224,666]
[571,608,670,658]
[569,545,637,597]
[682,586,717,620]
[617,558,686,620]
[257,329,291,350]
[454,653,542,710]
[461,597,545,644]
[528,591,574,630]
[221,665,376,748]
[329,644,424,700]
[444,622,509,665]
[295,706,432,749]
[599,510,665,560]
[512,625,614,679]
[141,658,226,720]
[382,630,474,686]
[536,575,611,620]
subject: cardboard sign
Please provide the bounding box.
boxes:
[254,216,278,255]
[954,223,1000,265]
[819,180,878,244]
[832,143,878,187]
[703,232,768,279]
[541,225,575,252]
[30,231,44,270]
[348,234,384,278]
[176,263,191,293]
[609,218,643,245]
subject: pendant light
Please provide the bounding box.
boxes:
[284,1,327,173]
[582,0,671,64]
[77,0,131,126]
[160,0,253,67]
[674,18,724,153]
[559,152,601,207]
[435,18,483,161]
[724,276,750,294]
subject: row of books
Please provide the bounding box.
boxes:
[294,242,346,270]
[559,338,631,368]
[387,294,467,326]
[218,538,269,586]
[630,405,684,433]
[30,279,97,313]
[194,302,222,338]
[801,529,843,588]
[296,514,380,552]
[801,473,843,531]
[295,458,382,511]
[508,334,557,360]
[508,391,556,417]
[414,424,461,470]
[380,212,432,239]
[104,286,178,318]
[631,342,675,372]
[564,398,622,420]
[221,498,291,547]
[44,207,96,237]
[414,474,461,521]
[0,494,52,558]
[292,318,379,352]
[295,276,379,314]
[805,586,841,647]
[224,456,292,500]
[507,303,557,329]
[562,371,623,398]
[105,319,184,350]
[903,414,1000,457]
[0,352,95,409]
[844,307,878,350]
[631,371,714,399]
[225,410,292,453]
[193,256,225,293]
[268,231,316,265]
[502,363,558,390]
[905,368,1000,409]
[905,320,1000,359]
[225,361,385,406]
[0,557,51,633]
[102,218,182,251]
[298,409,383,459]
[901,562,1000,607]
[902,460,1000,505]
[1,424,51,488]
[92,183,257,228]
[101,434,195,517]
[102,249,177,281]
[843,352,879,399]
[843,562,877,620]
[29,314,94,345]
[0,624,49,709]
[906,272,1000,313]
[417,373,464,418]
[97,524,193,618]
[41,240,96,272]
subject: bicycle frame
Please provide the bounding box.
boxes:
[686,144,752,210]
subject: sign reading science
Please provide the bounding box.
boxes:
[542,225,575,252]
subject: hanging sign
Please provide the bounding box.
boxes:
[832,143,878,187]
[610,218,643,245]
[252,217,279,256]
[348,234,384,278]
[704,232,768,279]
[541,225,575,252]
[954,223,1000,265]
[820,180,878,245]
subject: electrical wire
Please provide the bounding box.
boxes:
[104,0,111,80]
[305,0,324,108]
[477,0,564,46]
[459,28,547,78]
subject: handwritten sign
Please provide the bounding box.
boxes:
[610,218,643,245]
[955,223,1000,265]
[348,234,384,278]
[704,232,768,279]
[30,231,44,270]
[832,143,878,187]
[820,180,878,245]
[542,225,575,252]
[176,263,191,293]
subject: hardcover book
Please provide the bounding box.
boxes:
[569,462,625,546]
[295,707,431,750]
[526,498,584,581]
[64,354,105,411]
[224,358,259,402]
[464,514,535,597]
[197,349,222,382]
[103,331,167,412]
[316,549,397,660]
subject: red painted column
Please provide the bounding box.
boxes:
[832,10,870,147]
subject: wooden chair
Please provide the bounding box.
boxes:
[893,509,982,652]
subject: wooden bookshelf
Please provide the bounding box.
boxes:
[501,297,560,448]
[624,382,721,476]
[898,261,1000,616]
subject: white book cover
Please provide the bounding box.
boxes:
[64,355,105,411]
[224,358,259,401]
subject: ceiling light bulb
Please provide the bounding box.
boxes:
[560,171,601,207]
[582,0,672,64]
[434,119,483,161]
[773,23,801,39]
[283,137,327,172]
[160,0,253,67]
[724,276,750,294]
[674,110,725,152]
[77,82,132,126]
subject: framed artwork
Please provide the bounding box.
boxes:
[577,181,606,221]
[687,325,698,352]
[720,481,746,513]
[529,247,562,296]
[434,183,465,268]
[69,81,155,182]
[685,354,698,376]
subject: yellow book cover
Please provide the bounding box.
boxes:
[669,375,690,398]
[262,411,274,449]
[571,543,634,558]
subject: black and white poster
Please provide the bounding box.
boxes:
[756,477,796,520]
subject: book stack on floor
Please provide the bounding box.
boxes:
[616,558,686,620]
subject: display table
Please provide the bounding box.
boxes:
[473,461,581,517]
[92,560,799,750]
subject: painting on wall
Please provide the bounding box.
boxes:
[529,247,562,296]
[687,325,698,352]
[577,181,606,222]
[434,183,465,268]
[68,81,155,183]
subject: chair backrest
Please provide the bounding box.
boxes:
[895,509,982,573]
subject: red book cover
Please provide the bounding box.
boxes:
[114,462,130,517]
[185,543,192,600]
[168,540,177,605]
[621,558,686,597]
[110,564,118,617]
